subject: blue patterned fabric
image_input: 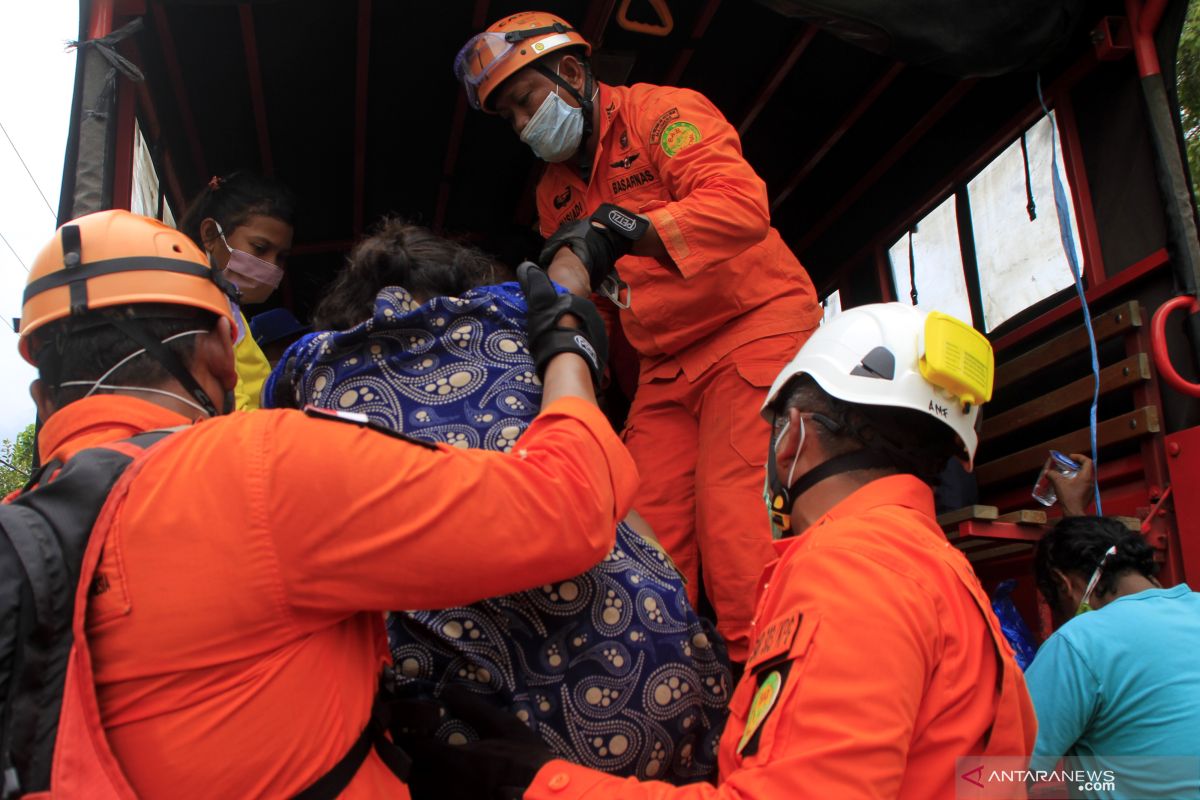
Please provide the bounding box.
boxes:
[265,283,731,783]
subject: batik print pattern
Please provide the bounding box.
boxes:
[265,283,731,783]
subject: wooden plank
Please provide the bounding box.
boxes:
[1113,516,1142,531]
[996,301,1141,387]
[966,542,1034,563]
[937,505,999,528]
[995,509,1048,525]
[983,354,1151,442]
[949,520,1047,542]
[976,406,1160,487]
[952,538,993,551]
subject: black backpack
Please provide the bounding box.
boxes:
[0,430,173,799]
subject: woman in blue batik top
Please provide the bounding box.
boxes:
[264,219,731,784]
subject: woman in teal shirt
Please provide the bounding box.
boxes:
[1028,516,1200,798]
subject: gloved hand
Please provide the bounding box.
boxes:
[395,685,555,800]
[538,219,621,291]
[518,262,608,388]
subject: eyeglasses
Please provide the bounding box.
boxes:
[1075,545,1118,616]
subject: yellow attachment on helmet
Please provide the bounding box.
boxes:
[918,311,994,407]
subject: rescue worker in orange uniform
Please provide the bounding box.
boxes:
[410,304,1038,799]
[17,210,632,798]
[455,13,823,662]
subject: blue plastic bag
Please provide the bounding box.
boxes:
[991,579,1039,670]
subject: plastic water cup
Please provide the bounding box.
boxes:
[1032,450,1082,506]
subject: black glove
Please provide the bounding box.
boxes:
[518,262,608,388]
[538,219,619,291]
[394,685,554,800]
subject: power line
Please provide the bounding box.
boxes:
[0,229,30,273]
[0,117,57,220]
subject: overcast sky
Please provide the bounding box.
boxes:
[0,2,78,442]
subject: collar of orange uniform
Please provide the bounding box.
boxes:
[773,473,936,556]
[579,82,619,184]
[595,82,621,141]
[38,394,194,465]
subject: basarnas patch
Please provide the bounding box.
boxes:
[661,121,701,157]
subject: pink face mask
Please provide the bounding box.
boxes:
[217,223,284,290]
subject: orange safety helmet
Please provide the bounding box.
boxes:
[454,11,591,112]
[19,209,236,365]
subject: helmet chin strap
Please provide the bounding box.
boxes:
[765,411,896,538]
[104,317,223,416]
[532,59,596,182]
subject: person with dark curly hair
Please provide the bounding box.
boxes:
[1027,516,1200,796]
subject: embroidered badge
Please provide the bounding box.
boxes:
[737,670,783,755]
[746,608,802,671]
[660,121,701,157]
[649,107,679,144]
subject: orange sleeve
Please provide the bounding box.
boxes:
[536,181,556,239]
[635,87,771,279]
[260,398,638,613]
[526,543,940,800]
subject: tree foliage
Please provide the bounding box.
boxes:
[1179,0,1200,194]
[0,423,36,496]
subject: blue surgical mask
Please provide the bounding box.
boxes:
[520,81,584,163]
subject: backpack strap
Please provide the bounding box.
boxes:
[0,429,176,798]
[292,673,413,800]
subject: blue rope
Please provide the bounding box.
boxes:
[1037,74,1102,515]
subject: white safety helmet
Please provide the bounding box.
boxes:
[761,303,994,468]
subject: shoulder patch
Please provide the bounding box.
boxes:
[737,667,785,756]
[746,607,803,672]
[661,121,701,157]
[648,107,680,146]
[302,405,438,450]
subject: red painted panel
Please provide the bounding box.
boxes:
[1165,425,1200,584]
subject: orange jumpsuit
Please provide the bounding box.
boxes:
[537,82,823,661]
[39,393,636,799]
[522,475,1038,799]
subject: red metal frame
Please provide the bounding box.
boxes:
[991,248,1168,352]
[1151,295,1200,397]
[661,0,723,87]
[1166,426,1200,584]
[151,4,208,182]
[842,51,1100,298]
[433,0,490,233]
[89,0,114,39]
[1126,0,1169,78]
[581,0,620,47]
[1129,302,1177,583]
[239,5,274,177]
[1052,96,1107,285]
[737,27,818,138]
[771,61,904,211]
[118,38,187,217]
[111,47,137,210]
[874,245,895,302]
[352,0,372,235]
[797,78,977,255]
